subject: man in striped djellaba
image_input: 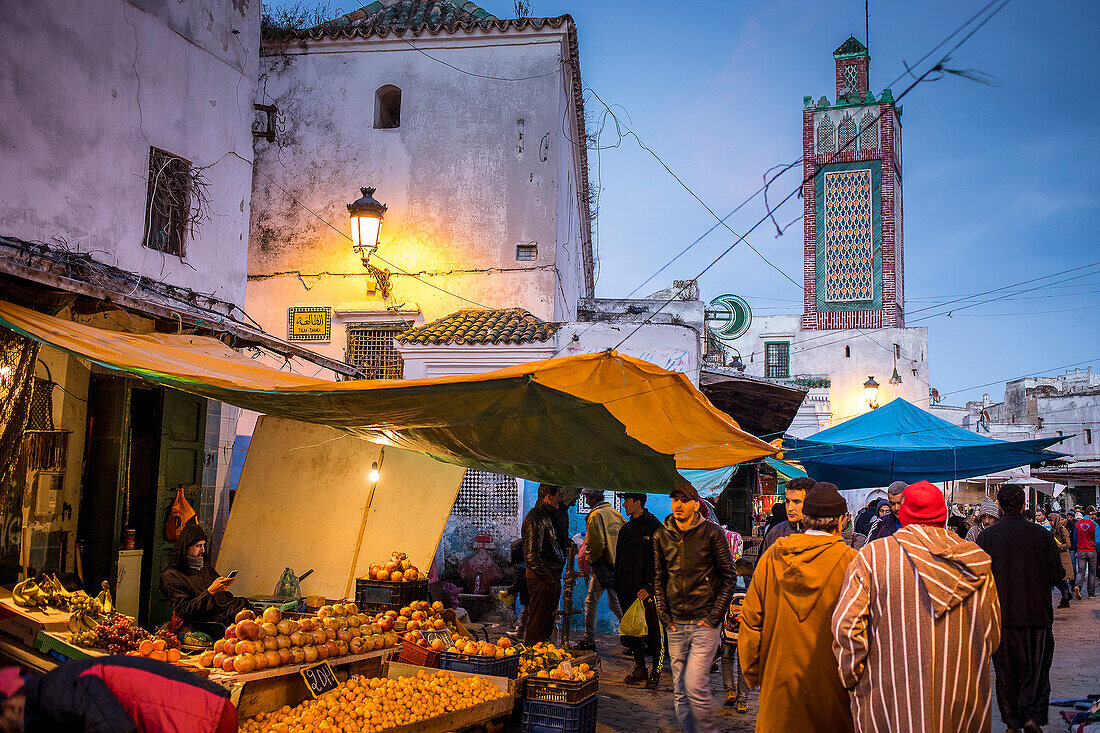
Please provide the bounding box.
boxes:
[831,480,1002,732]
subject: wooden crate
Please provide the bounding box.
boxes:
[0,597,70,647]
[222,647,396,717]
[383,661,515,733]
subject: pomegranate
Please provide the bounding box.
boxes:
[275,634,291,650]
[350,637,365,654]
[324,640,338,658]
[263,637,278,652]
[336,628,352,643]
[260,622,278,639]
[251,652,267,671]
[235,609,256,623]
[222,656,238,672]
[389,571,404,582]
[213,639,226,654]
[277,648,293,666]
[212,652,227,669]
[291,647,306,664]
[262,606,282,625]
[289,631,306,647]
[276,619,295,636]
[311,629,327,646]
[297,618,314,632]
[335,640,349,656]
[302,645,318,663]
[315,643,329,661]
[264,650,280,668]
[317,605,334,619]
[325,629,336,642]
[237,620,260,641]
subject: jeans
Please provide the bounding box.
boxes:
[525,571,562,646]
[1070,550,1077,576]
[720,641,747,701]
[1075,551,1097,597]
[582,574,623,639]
[667,622,722,733]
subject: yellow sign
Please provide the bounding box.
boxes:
[288,307,331,342]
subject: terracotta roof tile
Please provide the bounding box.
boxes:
[395,308,559,346]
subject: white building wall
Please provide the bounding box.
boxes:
[1036,393,1100,460]
[246,28,587,369]
[726,314,928,427]
[0,0,260,307]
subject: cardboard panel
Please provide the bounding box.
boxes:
[219,417,465,600]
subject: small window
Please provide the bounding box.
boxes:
[143,148,192,256]
[451,470,518,527]
[843,64,859,93]
[838,113,857,152]
[816,115,835,154]
[764,342,790,379]
[844,345,850,358]
[515,244,537,261]
[346,324,404,379]
[1086,429,1093,445]
[859,111,878,150]
[374,85,401,129]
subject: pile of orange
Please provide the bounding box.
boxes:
[127,638,181,663]
[534,661,594,682]
[445,636,516,659]
[239,670,507,733]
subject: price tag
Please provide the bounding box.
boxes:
[300,661,338,698]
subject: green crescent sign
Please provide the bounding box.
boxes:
[705,294,752,340]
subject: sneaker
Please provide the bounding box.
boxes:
[1057,597,1071,609]
[645,669,662,690]
[1074,586,1082,600]
[574,638,597,652]
[623,667,648,685]
[736,699,748,714]
[724,693,736,708]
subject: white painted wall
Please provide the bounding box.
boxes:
[0,0,260,307]
[557,322,701,385]
[726,313,929,427]
[246,27,589,367]
[1036,393,1100,460]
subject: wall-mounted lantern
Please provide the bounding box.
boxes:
[347,186,387,260]
[864,375,880,410]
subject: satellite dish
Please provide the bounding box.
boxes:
[705,294,752,340]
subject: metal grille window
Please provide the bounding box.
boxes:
[452,470,518,526]
[838,113,857,152]
[345,324,404,379]
[143,148,192,256]
[843,64,859,93]
[859,111,878,150]
[816,115,835,154]
[764,342,790,379]
[515,244,537,261]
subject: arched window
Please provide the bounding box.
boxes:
[843,65,859,93]
[816,115,835,154]
[859,111,878,150]
[838,113,857,152]
[374,85,401,129]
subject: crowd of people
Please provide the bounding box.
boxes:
[518,478,1098,733]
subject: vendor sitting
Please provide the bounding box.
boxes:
[159,520,251,632]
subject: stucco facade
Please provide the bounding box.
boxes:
[245,17,592,373]
[0,0,259,306]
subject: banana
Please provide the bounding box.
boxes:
[12,579,42,608]
[96,581,114,615]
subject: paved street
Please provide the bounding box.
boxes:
[582,592,1099,732]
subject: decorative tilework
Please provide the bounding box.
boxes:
[816,115,835,154]
[838,113,857,152]
[822,168,874,302]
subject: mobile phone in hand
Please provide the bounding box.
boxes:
[226,570,238,579]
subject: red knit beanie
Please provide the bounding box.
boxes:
[898,480,947,527]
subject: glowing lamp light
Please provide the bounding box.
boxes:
[369,462,380,484]
[347,186,387,258]
[863,375,880,410]
[0,365,11,387]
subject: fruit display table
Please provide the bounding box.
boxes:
[383,661,515,733]
[216,645,398,717]
[33,631,106,663]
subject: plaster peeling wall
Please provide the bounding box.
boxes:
[0,0,260,307]
[246,29,584,361]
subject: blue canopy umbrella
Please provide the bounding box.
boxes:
[783,398,1067,489]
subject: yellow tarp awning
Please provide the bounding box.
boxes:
[0,300,777,491]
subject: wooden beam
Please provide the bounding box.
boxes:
[0,255,361,378]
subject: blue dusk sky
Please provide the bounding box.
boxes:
[270,0,1100,405]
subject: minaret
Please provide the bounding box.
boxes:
[802,36,904,330]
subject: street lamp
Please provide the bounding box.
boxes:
[863,376,880,410]
[369,462,380,484]
[729,348,746,372]
[347,186,387,260]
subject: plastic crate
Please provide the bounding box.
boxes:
[354,579,428,612]
[439,650,520,678]
[525,674,598,704]
[396,637,439,668]
[521,696,598,733]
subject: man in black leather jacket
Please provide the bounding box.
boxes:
[654,483,735,733]
[522,483,566,644]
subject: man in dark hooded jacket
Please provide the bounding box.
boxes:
[159,520,250,630]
